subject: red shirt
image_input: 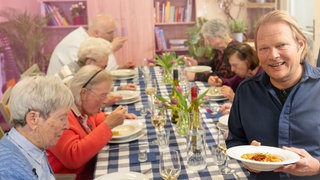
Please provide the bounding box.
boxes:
[47,110,112,180]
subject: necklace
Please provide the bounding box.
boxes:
[7,133,42,165]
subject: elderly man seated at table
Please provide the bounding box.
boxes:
[0,76,74,179]
[47,65,137,180]
[54,37,137,106]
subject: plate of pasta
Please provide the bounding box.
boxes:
[227,145,300,171]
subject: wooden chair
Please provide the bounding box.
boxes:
[0,125,4,139]
[0,86,12,127]
[55,174,76,180]
[20,64,45,78]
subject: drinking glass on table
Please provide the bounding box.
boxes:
[151,107,167,145]
[159,150,181,180]
[216,127,235,175]
[145,79,157,111]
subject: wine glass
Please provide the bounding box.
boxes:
[217,128,235,175]
[145,79,157,111]
[151,107,166,132]
[159,150,181,180]
[151,107,167,145]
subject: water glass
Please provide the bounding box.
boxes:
[157,129,170,149]
[159,150,181,180]
[210,146,226,165]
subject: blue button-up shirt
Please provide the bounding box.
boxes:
[8,128,55,180]
[226,61,320,180]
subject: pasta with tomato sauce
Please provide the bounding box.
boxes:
[241,153,282,162]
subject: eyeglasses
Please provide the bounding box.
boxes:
[82,70,103,88]
[87,88,109,101]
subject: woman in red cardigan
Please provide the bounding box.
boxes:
[47,65,137,180]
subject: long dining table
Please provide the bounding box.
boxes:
[94,66,249,179]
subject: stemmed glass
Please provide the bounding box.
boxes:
[217,127,235,175]
[159,150,181,180]
[151,107,166,131]
[145,79,157,111]
[151,107,167,145]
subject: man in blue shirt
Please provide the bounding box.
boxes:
[226,10,320,179]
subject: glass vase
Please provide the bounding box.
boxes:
[162,68,172,84]
[176,111,189,136]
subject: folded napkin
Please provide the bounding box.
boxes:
[205,112,222,120]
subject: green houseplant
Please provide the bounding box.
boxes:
[228,19,247,42]
[185,17,215,60]
[0,8,49,73]
[228,19,246,33]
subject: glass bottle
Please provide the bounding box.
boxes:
[170,69,180,124]
[186,86,207,171]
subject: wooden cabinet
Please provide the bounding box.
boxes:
[154,0,196,54]
[39,0,88,54]
[88,0,154,65]
[246,0,277,39]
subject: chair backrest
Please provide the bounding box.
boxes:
[317,49,320,67]
[0,86,12,127]
[21,64,45,78]
[0,125,4,139]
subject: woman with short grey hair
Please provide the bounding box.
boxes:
[0,76,74,179]
[185,18,236,82]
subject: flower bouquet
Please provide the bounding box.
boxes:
[154,52,184,84]
[156,86,209,135]
[70,2,86,25]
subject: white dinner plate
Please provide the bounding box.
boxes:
[210,97,228,101]
[95,171,148,180]
[218,115,229,126]
[115,97,141,105]
[207,87,225,99]
[227,145,300,171]
[113,74,137,80]
[185,66,212,73]
[110,69,137,77]
[111,121,144,139]
[109,130,145,144]
[112,90,140,101]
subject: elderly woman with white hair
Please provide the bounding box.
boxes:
[47,65,135,180]
[0,76,74,179]
[54,37,136,105]
[184,19,236,81]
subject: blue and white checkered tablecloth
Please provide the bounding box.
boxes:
[94,66,249,180]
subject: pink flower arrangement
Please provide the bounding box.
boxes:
[156,86,209,112]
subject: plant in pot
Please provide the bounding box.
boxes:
[0,8,49,74]
[228,19,247,42]
[185,17,215,60]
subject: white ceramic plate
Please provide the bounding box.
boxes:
[218,115,229,126]
[111,121,144,139]
[210,97,228,101]
[115,97,141,105]
[185,66,212,73]
[112,90,140,101]
[113,74,137,80]
[227,145,300,171]
[109,130,145,144]
[110,69,137,77]
[95,172,148,180]
[207,87,224,99]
